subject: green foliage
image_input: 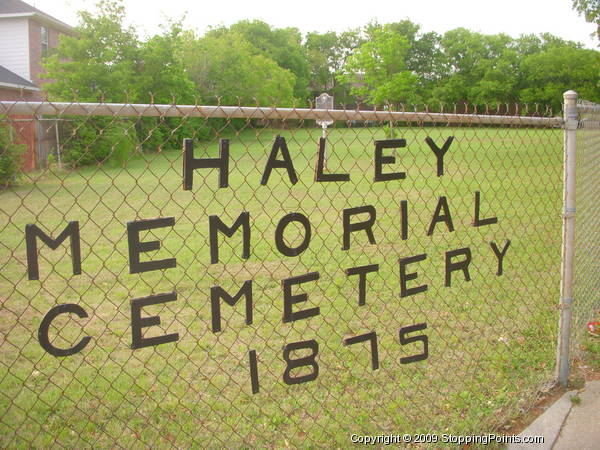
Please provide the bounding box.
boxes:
[432,29,519,104]
[223,20,311,102]
[42,1,199,161]
[428,28,597,108]
[382,123,397,139]
[135,22,196,104]
[374,20,445,94]
[40,0,600,124]
[304,29,364,104]
[0,121,25,188]
[520,46,600,111]
[305,31,339,95]
[181,31,296,106]
[572,0,600,39]
[61,119,137,168]
[43,0,139,102]
[338,23,419,106]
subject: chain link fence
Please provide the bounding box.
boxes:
[571,99,600,360]
[0,96,574,447]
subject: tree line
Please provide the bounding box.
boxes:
[43,0,600,114]
[37,0,600,167]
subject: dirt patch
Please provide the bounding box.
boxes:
[500,384,567,436]
[500,360,600,435]
[573,358,600,382]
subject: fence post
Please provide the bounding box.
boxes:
[557,90,578,387]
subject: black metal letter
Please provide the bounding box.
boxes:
[342,205,377,250]
[274,212,312,257]
[343,331,379,370]
[25,222,81,280]
[400,200,408,240]
[209,212,250,264]
[445,247,472,287]
[427,196,454,236]
[490,240,511,276]
[345,264,379,306]
[127,217,176,274]
[315,137,350,182]
[374,139,406,182]
[399,323,428,364]
[399,253,428,298]
[211,280,253,332]
[183,138,229,190]
[425,136,454,177]
[248,349,260,394]
[282,340,319,385]
[38,304,91,357]
[282,272,320,323]
[261,135,298,185]
[130,292,179,349]
[473,191,498,227]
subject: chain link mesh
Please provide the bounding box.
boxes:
[1,97,565,447]
[571,99,600,359]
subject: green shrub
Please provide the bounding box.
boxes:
[383,123,397,139]
[0,120,25,189]
[103,122,137,167]
[62,119,137,167]
[137,117,213,152]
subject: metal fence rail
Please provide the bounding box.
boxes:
[0,97,570,447]
[2,100,562,125]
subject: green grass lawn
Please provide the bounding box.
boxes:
[0,122,563,447]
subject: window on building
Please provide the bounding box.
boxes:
[41,26,48,56]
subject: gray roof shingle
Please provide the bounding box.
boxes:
[1,0,49,15]
[0,65,39,90]
[0,0,73,32]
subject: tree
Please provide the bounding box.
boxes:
[134,23,201,151]
[43,1,197,105]
[135,22,196,104]
[431,29,526,105]
[304,29,364,104]
[42,1,202,160]
[305,31,339,95]
[434,29,503,103]
[208,20,311,102]
[520,46,600,111]
[337,24,418,107]
[572,0,600,40]
[181,32,296,106]
[367,20,445,97]
[43,0,139,102]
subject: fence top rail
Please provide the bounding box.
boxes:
[0,100,564,127]
[577,101,600,114]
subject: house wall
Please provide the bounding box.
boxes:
[0,17,30,81]
[1,16,72,173]
[0,87,38,101]
[28,18,61,92]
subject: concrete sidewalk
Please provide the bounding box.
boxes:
[508,380,600,450]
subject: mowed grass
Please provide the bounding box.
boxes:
[0,122,563,447]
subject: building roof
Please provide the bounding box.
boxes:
[0,65,40,91]
[0,0,74,34]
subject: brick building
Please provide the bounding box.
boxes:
[0,0,74,170]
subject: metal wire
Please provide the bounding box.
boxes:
[570,99,600,360]
[0,97,566,447]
